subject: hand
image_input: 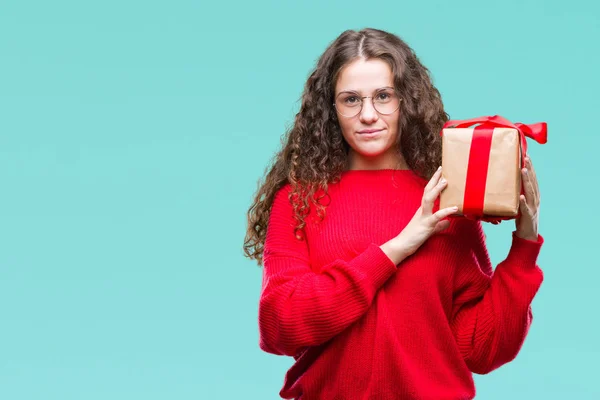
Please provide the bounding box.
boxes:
[395,166,459,257]
[515,156,540,241]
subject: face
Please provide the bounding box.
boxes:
[334,58,404,170]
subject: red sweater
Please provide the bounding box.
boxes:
[258,169,544,400]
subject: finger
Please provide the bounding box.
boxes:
[522,167,536,207]
[519,194,532,218]
[423,176,447,213]
[526,156,540,201]
[526,155,536,179]
[424,166,443,193]
[431,206,458,224]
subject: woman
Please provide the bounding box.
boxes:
[243,28,543,400]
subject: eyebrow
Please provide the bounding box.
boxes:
[336,86,395,96]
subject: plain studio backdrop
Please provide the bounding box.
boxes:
[0,0,597,399]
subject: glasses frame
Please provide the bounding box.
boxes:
[333,88,402,118]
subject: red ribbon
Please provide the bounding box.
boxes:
[440,115,547,224]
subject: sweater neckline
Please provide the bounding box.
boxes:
[339,168,422,185]
[341,168,414,174]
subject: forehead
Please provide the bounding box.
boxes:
[335,58,393,94]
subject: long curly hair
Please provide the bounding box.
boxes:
[243,27,449,266]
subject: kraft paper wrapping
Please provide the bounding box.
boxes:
[439,127,522,217]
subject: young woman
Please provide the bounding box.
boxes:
[243,28,543,400]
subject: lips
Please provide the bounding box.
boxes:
[357,129,384,138]
[358,129,383,134]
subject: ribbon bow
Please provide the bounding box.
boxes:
[442,115,547,168]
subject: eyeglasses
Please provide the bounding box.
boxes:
[333,88,402,118]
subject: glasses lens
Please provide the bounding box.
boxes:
[373,90,400,114]
[336,93,362,117]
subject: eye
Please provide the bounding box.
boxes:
[376,91,392,101]
[343,95,360,104]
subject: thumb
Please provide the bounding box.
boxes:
[432,219,451,234]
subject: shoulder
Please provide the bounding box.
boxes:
[265,183,310,257]
[273,182,292,202]
[270,183,294,219]
[272,181,336,210]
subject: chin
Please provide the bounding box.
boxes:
[353,144,389,157]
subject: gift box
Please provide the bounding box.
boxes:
[439,115,547,223]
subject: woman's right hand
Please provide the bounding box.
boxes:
[394,166,458,257]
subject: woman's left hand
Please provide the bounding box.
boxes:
[515,156,540,241]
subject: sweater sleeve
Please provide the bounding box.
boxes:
[258,184,398,357]
[448,219,544,375]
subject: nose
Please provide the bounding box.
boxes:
[359,97,379,124]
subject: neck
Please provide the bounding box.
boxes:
[347,149,409,170]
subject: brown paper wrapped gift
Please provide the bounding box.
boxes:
[439,115,547,223]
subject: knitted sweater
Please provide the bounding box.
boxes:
[258,169,544,400]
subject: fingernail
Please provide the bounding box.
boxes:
[440,178,447,184]
[523,168,528,174]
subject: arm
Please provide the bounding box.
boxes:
[258,185,398,357]
[448,219,544,374]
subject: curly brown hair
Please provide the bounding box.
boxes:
[243,27,449,266]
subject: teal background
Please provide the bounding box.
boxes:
[0,0,597,398]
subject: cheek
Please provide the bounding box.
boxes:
[338,120,354,141]
[384,115,399,135]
